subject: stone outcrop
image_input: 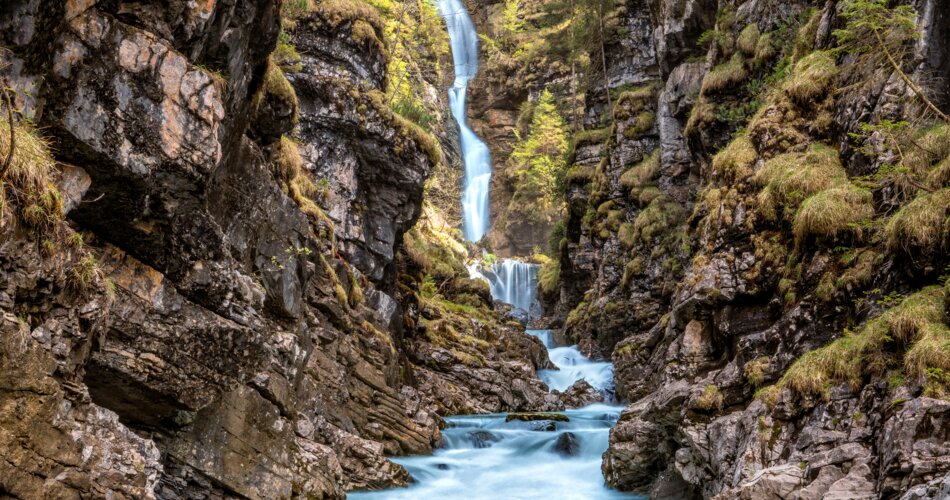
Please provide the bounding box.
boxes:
[0,1,555,498]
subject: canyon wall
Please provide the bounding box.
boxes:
[0,1,556,498]
[538,0,950,497]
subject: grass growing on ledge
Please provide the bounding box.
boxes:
[316,0,384,32]
[403,203,467,280]
[884,188,950,258]
[773,286,948,399]
[792,184,874,246]
[783,51,838,105]
[538,258,560,296]
[0,117,63,231]
[701,53,749,95]
[754,143,847,220]
[573,126,613,147]
[737,23,760,56]
[711,133,756,185]
[253,58,299,123]
[366,90,444,168]
[697,384,724,410]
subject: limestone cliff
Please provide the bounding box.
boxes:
[0,1,556,498]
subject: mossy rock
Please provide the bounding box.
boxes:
[505,413,570,423]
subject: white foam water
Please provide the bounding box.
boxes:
[349,327,636,499]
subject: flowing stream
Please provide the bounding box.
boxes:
[437,0,492,242]
[352,265,636,499]
[350,326,636,499]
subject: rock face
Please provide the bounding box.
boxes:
[0,1,555,498]
[537,0,950,498]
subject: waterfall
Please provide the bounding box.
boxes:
[469,259,540,315]
[349,5,639,498]
[436,0,492,242]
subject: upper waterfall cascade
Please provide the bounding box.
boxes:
[436,0,492,242]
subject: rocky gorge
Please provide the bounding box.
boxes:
[1,0,949,499]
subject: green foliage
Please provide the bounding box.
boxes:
[500,0,525,43]
[834,0,919,58]
[835,0,949,124]
[506,89,571,227]
[382,0,449,132]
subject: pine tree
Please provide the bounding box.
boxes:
[508,90,570,224]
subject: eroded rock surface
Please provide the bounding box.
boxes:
[0,1,554,498]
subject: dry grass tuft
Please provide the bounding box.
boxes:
[885,188,950,258]
[754,143,846,220]
[0,116,63,230]
[737,23,760,56]
[712,133,757,185]
[783,51,838,105]
[701,53,749,95]
[793,184,874,245]
[697,384,724,410]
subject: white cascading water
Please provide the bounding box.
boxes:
[353,272,635,498]
[436,0,492,242]
[350,325,638,499]
[469,259,539,314]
